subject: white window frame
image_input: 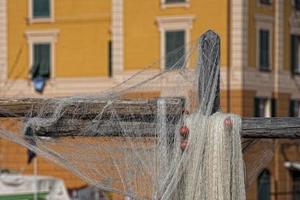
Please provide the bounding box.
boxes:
[256,17,273,71]
[160,0,190,9]
[28,0,54,23]
[25,30,59,79]
[157,16,194,70]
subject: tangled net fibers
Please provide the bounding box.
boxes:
[0,31,273,199]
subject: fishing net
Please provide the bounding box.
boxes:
[0,31,273,199]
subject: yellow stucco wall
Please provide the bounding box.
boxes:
[8,0,111,79]
[124,0,229,70]
[248,0,275,68]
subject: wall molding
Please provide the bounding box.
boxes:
[112,0,124,75]
[160,0,190,9]
[0,0,7,82]
[230,0,249,91]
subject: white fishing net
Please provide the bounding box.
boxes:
[0,31,273,199]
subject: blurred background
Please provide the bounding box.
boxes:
[1,0,300,199]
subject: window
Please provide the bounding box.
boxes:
[108,40,112,78]
[291,171,300,200]
[294,0,300,11]
[165,0,185,3]
[259,30,270,71]
[157,16,193,69]
[290,100,300,117]
[32,0,50,18]
[165,31,185,69]
[254,97,276,117]
[31,43,51,79]
[291,35,300,74]
[257,169,271,200]
[259,0,272,5]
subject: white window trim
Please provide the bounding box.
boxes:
[157,16,194,70]
[256,18,273,71]
[160,0,190,9]
[25,30,59,79]
[28,0,54,23]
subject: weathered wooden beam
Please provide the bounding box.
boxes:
[22,117,300,138]
[1,98,300,138]
[242,117,300,139]
[0,97,184,120]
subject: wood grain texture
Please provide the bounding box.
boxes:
[22,117,300,138]
[241,117,300,138]
[0,97,184,120]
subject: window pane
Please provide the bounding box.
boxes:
[295,0,300,10]
[165,31,185,69]
[166,0,185,3]
[33,0,50,18]
[257,169,271,200]
[291,35,300,74]
[32,44,50,78]
[292,171,300,200]
[260,0,271,5]
[259,30,269,70]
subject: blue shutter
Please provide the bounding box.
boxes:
[33,0,50,18]
[165,31,185,69]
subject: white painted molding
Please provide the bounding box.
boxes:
[0,0,7,82]
[156,16,195,31]
[25,30,59,79]
[112,0,124,75]
[160,0,190,9]
[25,29,59,42]
[274,0,284,96]
[230,0,248,90]
[27,0,55,23]
[156,15,195,69]
[255,14,274,23]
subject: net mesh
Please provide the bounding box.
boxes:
[0,31,273,199]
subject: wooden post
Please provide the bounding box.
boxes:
[176,30,221,199]
[198,30,220,115]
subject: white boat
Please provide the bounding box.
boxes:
[0,174,70,200]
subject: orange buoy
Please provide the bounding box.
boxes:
[224,117,233,129]
[179,125,189,137]
[180,139,188,150]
